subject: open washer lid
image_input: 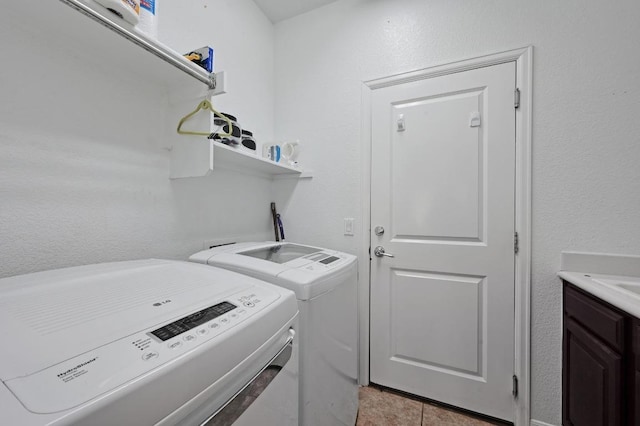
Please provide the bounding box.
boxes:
[240,244,321,264]
[190,242,357,300]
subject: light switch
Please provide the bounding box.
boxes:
[344,218,355,236]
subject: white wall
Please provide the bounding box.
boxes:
[0,0,276,279]
[272,0,640,424]
[160,0,276,143]
[3,1,639,423]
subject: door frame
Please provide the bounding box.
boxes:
[358,46,533,425]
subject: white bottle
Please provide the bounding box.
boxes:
[137,0,158,38]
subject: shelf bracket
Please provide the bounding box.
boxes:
[208,73,217,90]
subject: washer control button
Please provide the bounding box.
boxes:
[167,341,182,350]
[183,334,196,342]
[142,351,159,361]
[210,322,220,329]
[197,328,209,336]
[220,318,229,324]
[243,301,255,308]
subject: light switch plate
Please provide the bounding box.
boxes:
[344,218,355,236]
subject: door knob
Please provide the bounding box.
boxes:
[374,246,394,258]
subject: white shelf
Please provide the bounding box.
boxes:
[170,139,310,179]
[4,0,219,92]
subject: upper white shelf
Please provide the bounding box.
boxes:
[4,0,218,92]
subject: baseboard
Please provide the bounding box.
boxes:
[531,420,558,426]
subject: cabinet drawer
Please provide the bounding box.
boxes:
[564,283,625,352]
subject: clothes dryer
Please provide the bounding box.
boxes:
[190,242,358,426]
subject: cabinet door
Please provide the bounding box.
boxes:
[631,319,640,426]
[633,371,640,426]
[563,317,623,426]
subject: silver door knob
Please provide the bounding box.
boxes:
[374,246,394,258]
[374,226,385,236]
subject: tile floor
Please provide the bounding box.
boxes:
[356,386,503,426]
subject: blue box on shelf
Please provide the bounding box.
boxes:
[183,46,214,73]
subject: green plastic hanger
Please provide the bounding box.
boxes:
[176,99,233,137]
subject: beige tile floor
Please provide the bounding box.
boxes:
[356,386,503,426]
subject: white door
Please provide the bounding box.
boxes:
[370,62,516,422]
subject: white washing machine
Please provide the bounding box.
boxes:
[0,259,299,426]
[190,242,359,426]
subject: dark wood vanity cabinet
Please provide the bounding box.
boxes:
[562,281,637,426]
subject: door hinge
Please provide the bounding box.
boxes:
[512,374,519,398]
[514,232,519,254]
[514,88,521,109]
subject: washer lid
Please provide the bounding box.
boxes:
[191,242,358,300]
[239,244,321,264]
[0,259,259,380]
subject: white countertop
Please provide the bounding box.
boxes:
[559,251,640,318]
[559,271,640,318]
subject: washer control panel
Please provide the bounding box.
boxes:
[150,301,237,341]
[145,288,272,353]
[5,285,279,414]
[301,252,347,272]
